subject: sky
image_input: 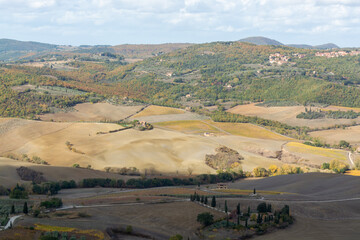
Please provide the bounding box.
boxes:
[0,0,360,47]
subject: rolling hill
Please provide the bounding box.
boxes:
[0,38,58,52]
[238,36,339,49]
[287,43,339,49]
[238,36,283,45]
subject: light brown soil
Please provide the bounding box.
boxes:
[310,125,360,146]
[40,102,144,122]
[228,103,360,128]
[0,119,217,174]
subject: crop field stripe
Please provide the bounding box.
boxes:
[286,142,347,160]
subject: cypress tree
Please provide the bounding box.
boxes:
[11,204,15,214]
[257,213,262,224]
[23,202,28,214]
[211,196,216,207]
[196,194,200,202]
[247,206,250,215]
[253,188,256,194]
[225,200,228,213]
[200,195,204,203]
[204,196,208,205]
[236,203,240,215]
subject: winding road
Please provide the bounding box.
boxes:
[0,215,23,231]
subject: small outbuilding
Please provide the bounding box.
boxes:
[217,183,228,189]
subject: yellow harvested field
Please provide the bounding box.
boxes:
[285,142,348,162]
[40,102,144,122]
[155,120,220,134]
[324,105,360,113]
[345,170,360,176]
[133,105,185,117]
[310,125,360,145]
[228,103,360,128]
[156,120,291,140]
[207,121,291,140]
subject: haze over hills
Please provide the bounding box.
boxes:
[0,37,342,62]
[238,36,339,49]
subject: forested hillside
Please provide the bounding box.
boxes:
[1,41,360,118]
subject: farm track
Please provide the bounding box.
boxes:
[200,120,231,135]
[348,152,355,167]
[57,198,189,211]
[0,215,23,231]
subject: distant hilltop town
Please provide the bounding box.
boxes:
[269,50,360,65]
[269,53,305,65]
[315,50,360,58]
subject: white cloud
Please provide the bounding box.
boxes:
[1,0,360,46]
[28,0,56,8]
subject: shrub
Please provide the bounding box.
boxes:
[78,212,91,218]
[125,225,133,234]
[169,234,183,240]
[197,212,214,226]
[253,167,268,177]
[0,185,9,195]
[321,162,330,170]
[339,140,350,149]
[329,160,349,173]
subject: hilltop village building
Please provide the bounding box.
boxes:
[315,50,360,58]
[269,53,289,65]
[268,53,306,65]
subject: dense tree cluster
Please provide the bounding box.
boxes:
[40,198,63,209]
[9,184,28,199]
